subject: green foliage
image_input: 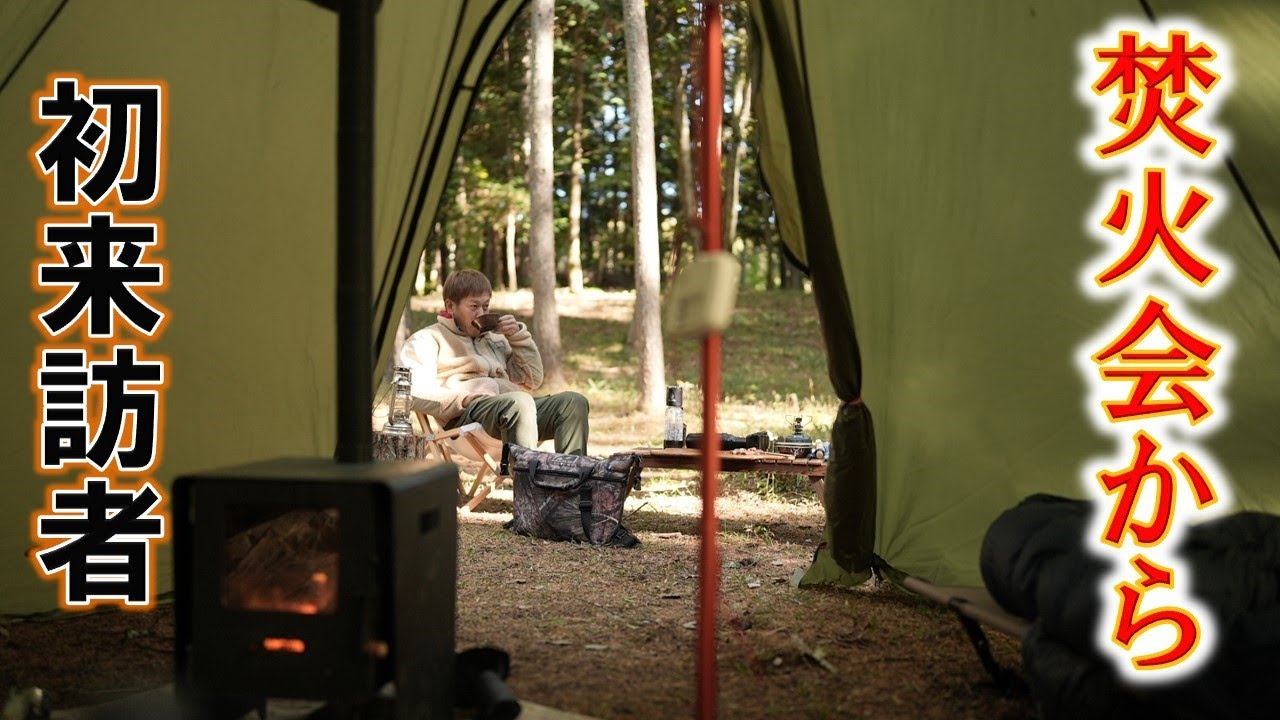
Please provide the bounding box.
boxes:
[420,1,799,294]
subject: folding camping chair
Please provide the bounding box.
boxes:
[415,411,505,512]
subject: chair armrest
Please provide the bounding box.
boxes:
[424,427,465,442]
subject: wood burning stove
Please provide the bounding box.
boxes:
[173,457,457,719]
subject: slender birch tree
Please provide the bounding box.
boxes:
[622,0,665,412]
[668,65,699,280]
[722,34,752,248]
[527,0,565,388]
[566,30,587,294]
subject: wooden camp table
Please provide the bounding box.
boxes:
[631,447,826,484]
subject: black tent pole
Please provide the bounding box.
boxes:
[336,0,375,463]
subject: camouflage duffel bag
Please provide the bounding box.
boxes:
[501,444,643,547]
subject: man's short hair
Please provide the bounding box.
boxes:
[442,269,493,304]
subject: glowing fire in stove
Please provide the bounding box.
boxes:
[262,637,306,653]
[222,508,340,614]
[229,564,337,615]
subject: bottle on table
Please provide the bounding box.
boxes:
[663,386,685,449]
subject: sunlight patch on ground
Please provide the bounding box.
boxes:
[410,287,637,321]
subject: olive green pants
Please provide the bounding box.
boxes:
[453,391,590,455]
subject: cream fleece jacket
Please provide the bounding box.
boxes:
[398,313,544,425]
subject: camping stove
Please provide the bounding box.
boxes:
[173,457,458,719]
[773,416,816,458]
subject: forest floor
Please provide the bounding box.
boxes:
[0,288,1034,719]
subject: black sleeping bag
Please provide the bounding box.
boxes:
[981,494,1280,720]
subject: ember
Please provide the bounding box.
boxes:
[262,637,307,654]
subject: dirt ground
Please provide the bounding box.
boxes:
[454,481,1035,720]
[0,477,1034,719]
[0,602,175,709]
[1,289,1037,718]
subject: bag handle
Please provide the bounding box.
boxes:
[522,454,610,544]
[576,460,602,542]
[525,457,595,488]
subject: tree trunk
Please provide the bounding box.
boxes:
[505,204,519,291]
[621,0,665,412]
[372,431,425,461]
[770,238,780,290]
[415,239,429,295]
[484,223,502,285]
[432,222,445,291]
[444,234,457,280]
[518,40,533,294]
[445,177,468,282]
[519,238,532,288]
[771,211,805,290]
[595,231,608,284]
[722,66,752,250]
[784,253,805,289]
[526,0,565,389]
[669,65,699,281]
[392,305,412,374]
[566,47,587,294]
[602,184,616,284]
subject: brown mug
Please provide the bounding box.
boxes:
[473,314,503,333]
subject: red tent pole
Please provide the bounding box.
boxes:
[696,3,723,719]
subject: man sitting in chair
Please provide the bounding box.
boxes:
[399,269,590,455]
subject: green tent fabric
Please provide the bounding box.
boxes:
[0,0,522,614]
[750,0,1280,587]
[2,0,1277,617]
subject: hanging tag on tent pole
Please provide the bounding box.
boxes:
[665,251,739,339]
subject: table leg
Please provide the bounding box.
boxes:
[808,477,825,509]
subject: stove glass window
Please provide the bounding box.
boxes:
[221,505,339,615]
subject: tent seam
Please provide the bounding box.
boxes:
[1134,0,1280,266]
[0,0,69,96]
